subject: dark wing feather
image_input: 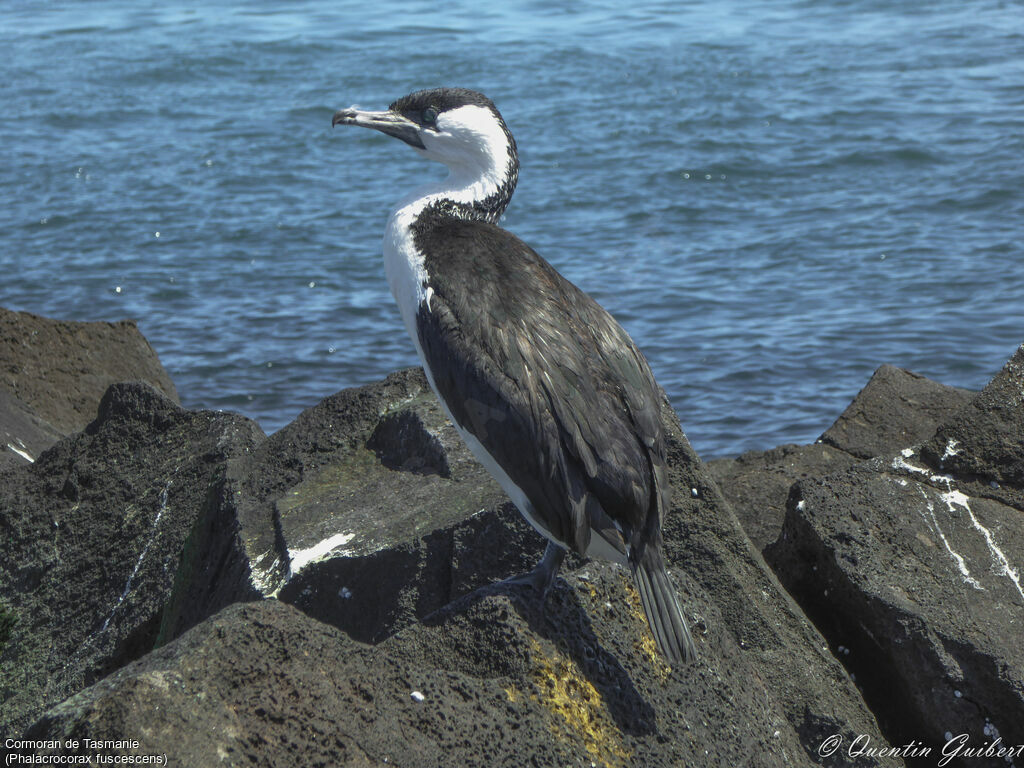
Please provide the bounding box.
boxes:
[414,215,669,558]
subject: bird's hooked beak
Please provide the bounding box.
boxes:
[332,107,426,150]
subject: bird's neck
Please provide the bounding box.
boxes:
[382,146,518,346]
[403,152,518,226]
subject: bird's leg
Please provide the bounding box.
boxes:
[500,542,566,596]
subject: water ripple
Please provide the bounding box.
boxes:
[1,0,1022,457]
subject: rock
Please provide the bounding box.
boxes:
[271,379,542,645]
[25,579,876,768]
[707,443,859,551]
[819,364,975,460]
[920,343,1024,505]
[25,598,668,766]
[266,372,901,766]
[180,367,525,648]
[711,365,976,553]
[0,388,62,471]
[767,346,1024,763]
[0,382,263,736]
[0,307,179,436]
[22,373,899,767]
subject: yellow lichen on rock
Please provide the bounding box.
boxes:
[526,637,631,767]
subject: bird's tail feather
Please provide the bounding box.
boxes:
[632,549,697,666]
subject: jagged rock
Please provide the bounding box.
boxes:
[708,443,859,551]
[820,364,975,460]
[710,365,976,554]
[26,598,678,766]
[115,367,548,654]
[253,370,901,766]
[920,343,1024,506]
[24,373,899,767]
[767,347,1024,763]
[0,307,178,436]
[0,388,62,471]
[19,306,1024,763]
[173,367,525,647]
[26,579,876,768]
[170,367,631,648]
[0,382,263,736]
[267,372,543,645]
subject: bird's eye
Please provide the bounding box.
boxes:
[423,107,438,124]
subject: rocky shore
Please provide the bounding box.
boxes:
[2,306,1021,767]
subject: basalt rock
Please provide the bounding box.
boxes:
[0,307,179,437]
[202,367,524,647]
[710,365,976,554]
[0,388,62,472]
[23,594,799,768]
[10,301,976,763]
[767,347,1024,765]
[820,364,975,461]
[0,382,262,736]
[21,372,898,766]
[707,443,859,552]
[920,343,1024,508]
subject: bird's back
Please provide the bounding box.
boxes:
[413,211,670,558]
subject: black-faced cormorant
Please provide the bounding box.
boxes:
[332,88,696,665]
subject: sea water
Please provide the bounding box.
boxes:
[2,0,1022,458]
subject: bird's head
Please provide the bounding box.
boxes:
[332,87,517,180]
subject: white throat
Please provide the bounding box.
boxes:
[381,103,514,352]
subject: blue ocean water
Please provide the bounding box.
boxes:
[2,1,1022,459]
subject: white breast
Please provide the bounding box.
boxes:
[383,203,429,343]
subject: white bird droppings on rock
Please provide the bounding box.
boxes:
[6,441,33,463]
[288,531,356,575]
